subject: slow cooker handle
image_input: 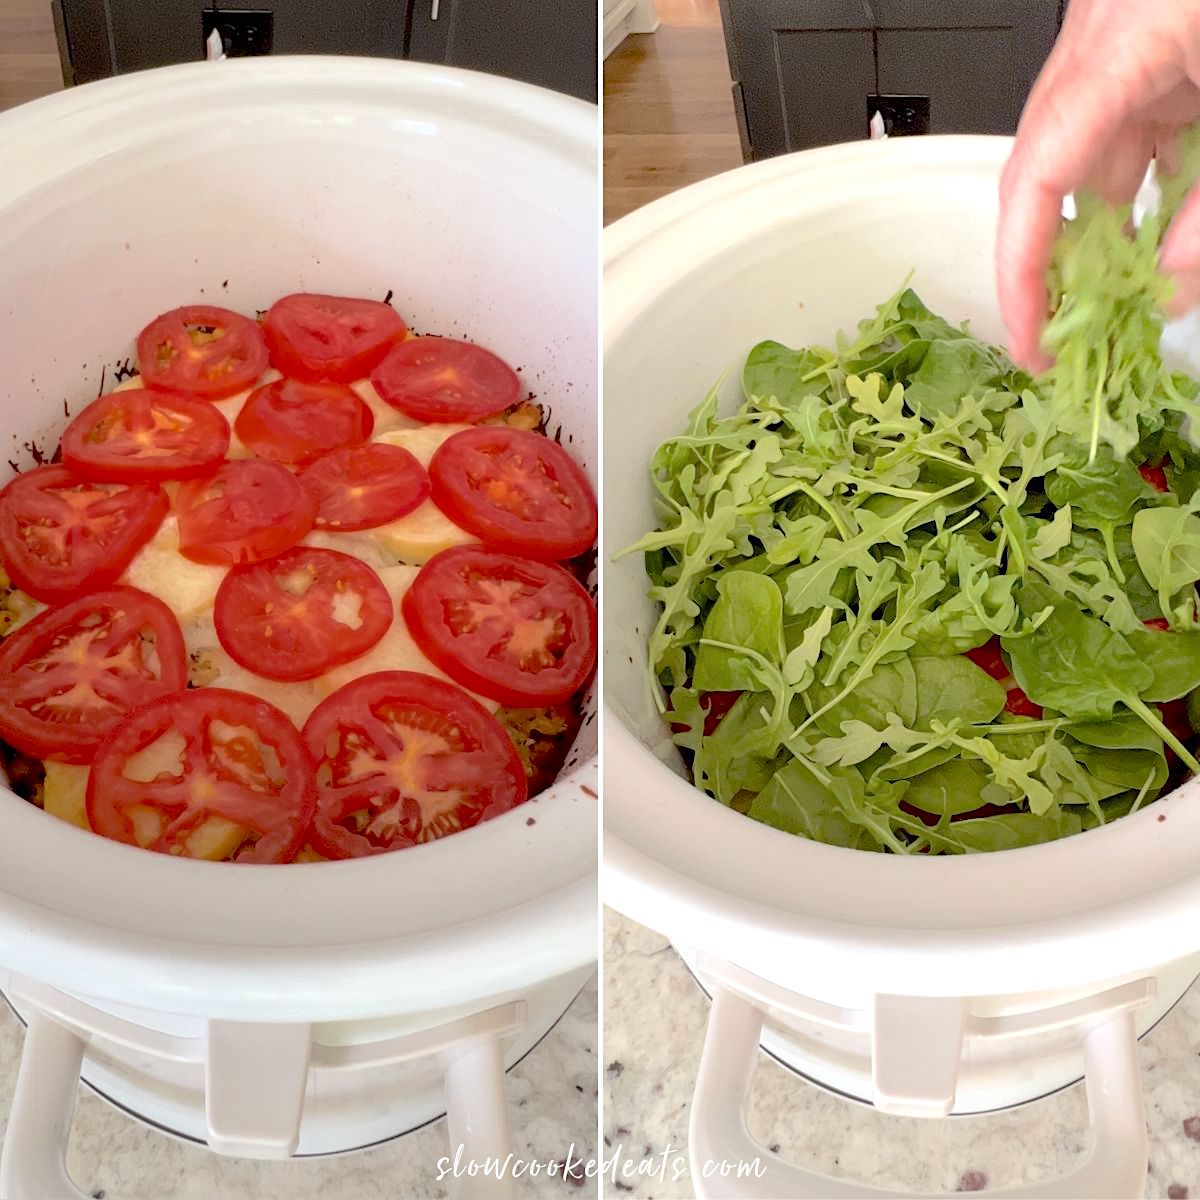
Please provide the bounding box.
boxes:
[688,983,1148,1200]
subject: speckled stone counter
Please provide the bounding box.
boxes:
[603,909,1200,1199]
[0,976,596,1200]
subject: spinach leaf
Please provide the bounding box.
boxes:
[911,655,1006,728]
[1125,628,1200,701]
[1132,502,1200,616]
[694,571,785,690]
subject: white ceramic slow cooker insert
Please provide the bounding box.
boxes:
[604,136,1200,1199]
[0,56,597,1199]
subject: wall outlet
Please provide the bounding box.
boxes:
[867,95,931,137]
[201,9,274,57]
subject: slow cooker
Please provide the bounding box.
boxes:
[603,135,1200,1200]
[0,56,597,1200]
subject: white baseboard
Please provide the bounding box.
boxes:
[604,0,660,57]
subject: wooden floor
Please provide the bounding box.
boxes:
[603,0,744,225]
[0,0,62,112]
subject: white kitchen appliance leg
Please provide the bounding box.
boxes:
[443,1033,519,1200]
[689,982,1148,1200]
[0,988,527,1200]
[0,1010,90,1200]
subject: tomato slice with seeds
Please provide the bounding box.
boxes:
[401,547,597,706]
[302,671,527,859]
[234,378,373,465]
[297,442,430,532]
[0,587,186,763]
[264,293,407,383]
[371,337,521,423]
[0,465,167,603]
[215,546,393,682]
[136,305,268,400]
[429,426,597,561]
[61,388,230,482]
[87,688,316,863]
[175,459,316,566]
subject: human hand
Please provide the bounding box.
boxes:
[996,0,1200,371]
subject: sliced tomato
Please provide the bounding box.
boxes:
[701,690,742,736]
[1005,687,1043,719]
[263,293,407,383]
[371,337,520,423]
[136,305,268,400]
[302,670,527,858]
[1144,617,1172,631]
[175,459,316,566]
[215,547,393,682]
[0,465,167,603]
[964,638,1008,681]
[0,587,186,763]
[233,378,373,465]
[298,442,430,532]
[401,546,597,706]
[87,688,316,863]
[61,388,230,482]
[1138,462,1169,493]
[429,426,597,560]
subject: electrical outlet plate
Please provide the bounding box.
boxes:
[201,9,274,58]
[867,95,931,137]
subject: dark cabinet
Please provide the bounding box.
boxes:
[55,1,597,101]
[719,0,1062,161]
[409,0,597,103]
[58,0,407,83]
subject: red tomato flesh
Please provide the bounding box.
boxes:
[401,546,597,706]
[371,337,521,423]
[1004,688,1043,719]
[87,688,317,863]
[702,690,742,736]
[302,670,527,858]
[264,293,407,383]
[963,637,1041,717]
[298,442,430,532]
[964,638,1008,681]
[175,459,316,566]
[62,388,230,482]
[234,378,373,465]
[0,465,167,603]
[136,305,268,400]
[0,587,186,763]
[1138,462,1169,493]
[429,426,597,561]
[214,547,393,682]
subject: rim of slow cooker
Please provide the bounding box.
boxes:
[0,57,598,1016]
[603,136,1200,997]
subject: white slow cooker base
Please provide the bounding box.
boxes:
[675,944,1200,1116]
[2,969,589,1158]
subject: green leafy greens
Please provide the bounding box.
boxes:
[621,271,1200,854]
[1041,128,1200,461]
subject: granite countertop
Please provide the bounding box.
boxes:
[0,976,596,1200]
[603,910,1200,1200]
